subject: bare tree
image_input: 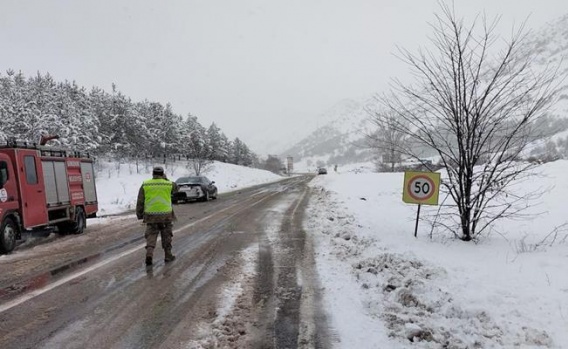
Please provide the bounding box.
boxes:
[366,110,408,172]
[379,3,563,241]
[262,155,284,174]
[186,126,213,176]
[187,157,213,176]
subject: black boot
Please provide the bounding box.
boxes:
[145,256,153,266]
[164,251,176,263]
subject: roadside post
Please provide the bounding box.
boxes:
[286,156,294,175]
[402,171,441,237]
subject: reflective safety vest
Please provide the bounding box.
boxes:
[142,179,173,214]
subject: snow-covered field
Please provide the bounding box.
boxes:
[94,160,284,216]
[306,161,568,348]
[95,159,568,348]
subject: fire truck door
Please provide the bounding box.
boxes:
[0,154,18,212]
[17,151,48,228]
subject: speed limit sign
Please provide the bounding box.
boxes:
[403,171,440,205]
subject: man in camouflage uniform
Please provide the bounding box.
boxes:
[136,166,178,266]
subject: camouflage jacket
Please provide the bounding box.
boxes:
[135,178,178,223]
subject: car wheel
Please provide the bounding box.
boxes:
[0,217,18,254]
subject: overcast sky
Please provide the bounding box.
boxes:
[1,0,568,153]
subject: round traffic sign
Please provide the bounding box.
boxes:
[403,171,440,205]
[407,175,436,201]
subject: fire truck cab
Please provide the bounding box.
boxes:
[0,140,98,253]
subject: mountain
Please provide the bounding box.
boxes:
[243,99,364,156]
[280,98,377,171]
[282,13,568,171]
[527,13,568,117]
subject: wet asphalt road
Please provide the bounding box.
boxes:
[0,175,332,349]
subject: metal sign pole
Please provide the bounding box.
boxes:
[414,204,421,238]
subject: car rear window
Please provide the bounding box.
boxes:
[176,177,201,184]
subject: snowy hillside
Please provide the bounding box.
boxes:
[281,98,377,171]
[283,13,568,172]
[94,160,284,216]
[529,13,568,117]
[245,99,363,156]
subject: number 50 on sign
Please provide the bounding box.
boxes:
[403,171,441,206]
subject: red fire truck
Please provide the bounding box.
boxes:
[0,139,98,253]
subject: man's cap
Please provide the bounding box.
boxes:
[152,166,165,175]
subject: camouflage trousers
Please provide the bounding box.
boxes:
[144,222,173,258]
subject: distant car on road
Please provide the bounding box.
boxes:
[172,176,218,203]
[317,167,328,175]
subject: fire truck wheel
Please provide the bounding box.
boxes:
[59,207,86,235]
[0,217,18,254]
[69,207,86,235]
